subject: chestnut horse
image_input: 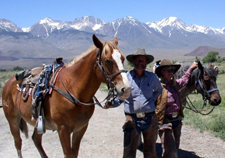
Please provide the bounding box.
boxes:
[2,34,131,158]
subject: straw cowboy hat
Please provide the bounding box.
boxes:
[155,59,181,77]
[126,48,154,64]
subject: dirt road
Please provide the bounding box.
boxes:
[0,90,224,158]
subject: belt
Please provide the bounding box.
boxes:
[125,111,155,119]
[165,111,180,118]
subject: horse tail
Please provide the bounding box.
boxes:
[20,118,29,138]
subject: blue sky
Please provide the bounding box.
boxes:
[1,0,225,28]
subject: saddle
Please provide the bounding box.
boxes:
[16,57,64,119]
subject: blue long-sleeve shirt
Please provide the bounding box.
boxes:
[113,70,162,114]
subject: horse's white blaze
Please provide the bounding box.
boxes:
[112,49,130,87]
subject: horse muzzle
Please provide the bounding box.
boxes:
[117,86,131,101]
[209,92,221,106]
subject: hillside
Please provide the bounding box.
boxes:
[185,46,225,56]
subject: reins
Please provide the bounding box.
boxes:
[185,96,215,115]
[51,44,127,108]
[51,72,113,108]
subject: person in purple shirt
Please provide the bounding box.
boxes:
[104,48,162,158]
[154,59,198,158]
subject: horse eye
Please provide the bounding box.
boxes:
[104,59,113,72]
[204,80,209,84]
[105,59,111,63]
[204,80,210,88]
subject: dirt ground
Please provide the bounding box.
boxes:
[0,90,225,158]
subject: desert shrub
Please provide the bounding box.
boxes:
[202,51,219,63]
[12,66,24,71]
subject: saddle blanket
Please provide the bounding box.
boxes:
[16,67,63,97]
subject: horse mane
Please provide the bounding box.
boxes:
[174,62,217,86]
[66,41,118,68]
[203,66,217,79]
[66,45,96,67]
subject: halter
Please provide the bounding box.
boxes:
[185,67,219,115]
[194,68,219,101]
[196,79,219,100]
[52,42,127,108]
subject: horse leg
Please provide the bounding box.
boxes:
[58,125,73,158]
[6,115,23,158]
[2,97,25,158]
[32,128,48,158]
[71,125,88,157]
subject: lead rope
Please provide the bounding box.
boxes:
[184,95,215,115]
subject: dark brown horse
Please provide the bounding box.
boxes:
[2,34,131,158]
[178,61,221,110]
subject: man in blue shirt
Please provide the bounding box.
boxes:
[104,48,162,158]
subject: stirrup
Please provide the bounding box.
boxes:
[37,115,45,134]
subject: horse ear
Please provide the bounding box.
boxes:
[198,61,204,78]
[198,61,203,71]
[113,37,118,45]
[92,34,103,49]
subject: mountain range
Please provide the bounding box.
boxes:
[0,16,225,69]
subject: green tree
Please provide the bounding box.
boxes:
[12,66,24,71]
[202,51,219,63]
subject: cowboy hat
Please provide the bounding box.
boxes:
[155,59,181,77]
[126,48,154,64]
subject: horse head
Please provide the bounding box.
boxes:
[93,34,131,100]
[192,61,221,106]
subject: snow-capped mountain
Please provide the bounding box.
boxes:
[2,16,223,36]
[72,16,105,32]
[21,16,105,37]
[0,16,225,69]
[147,17,187,33]
[25,17,72,37]
[146,17,225,35]
[188,24,224,34]
[0,19,22,32]
[1,16,224,37]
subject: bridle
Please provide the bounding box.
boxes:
[195,74,218,101]
[95,43,127,88]
[51,43,127,108]
[184,67,219,115]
